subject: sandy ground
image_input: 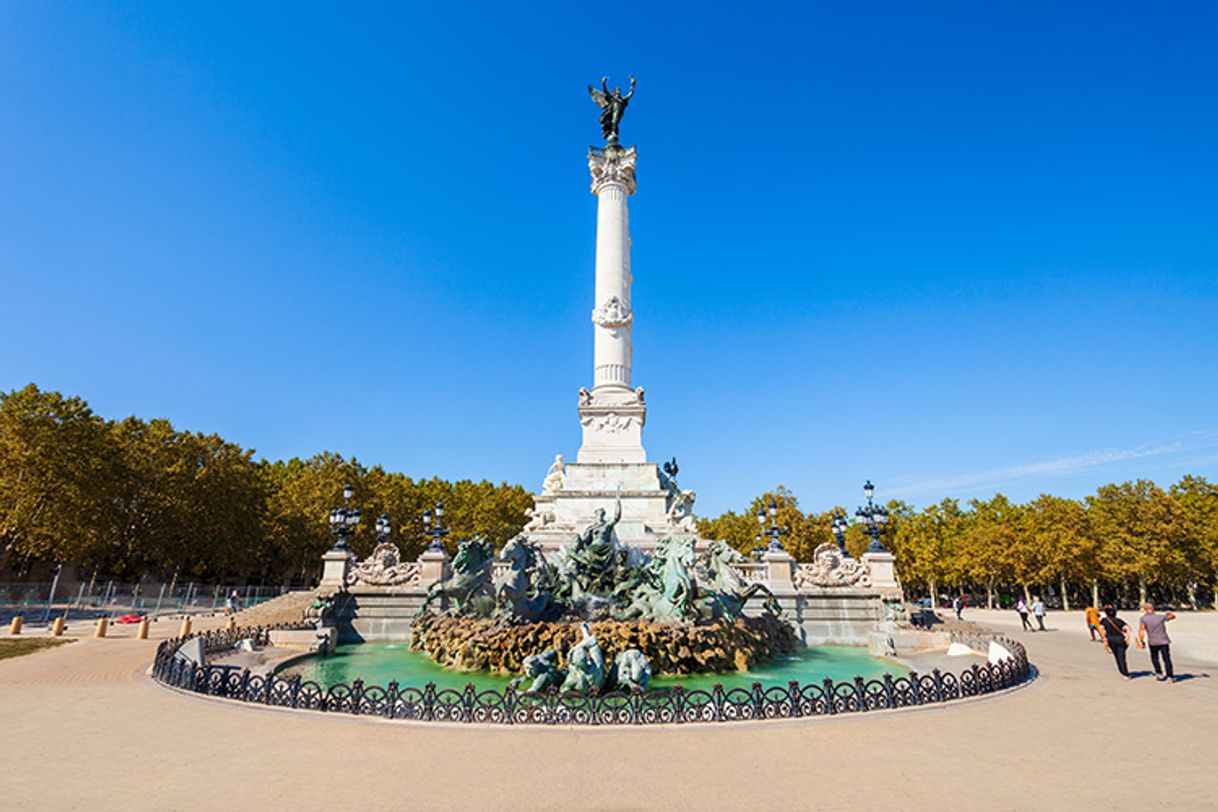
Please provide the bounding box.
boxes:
[1,611,1215,811]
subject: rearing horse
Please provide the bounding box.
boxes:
[420,537,495,615]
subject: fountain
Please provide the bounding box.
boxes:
[313,77,906,687]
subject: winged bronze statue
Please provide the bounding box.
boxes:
[588,75,635,143]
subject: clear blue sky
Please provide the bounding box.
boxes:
[2,2,1216,516]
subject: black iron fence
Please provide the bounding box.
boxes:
[150,627,1032,725]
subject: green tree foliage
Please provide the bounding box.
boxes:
[0,385,531,582]
[700,478,1218,608]
[6,384,1218,606]
[0,385,112,572]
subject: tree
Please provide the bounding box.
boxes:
[1170,475,1218,607]
[892,499,963,607]
[1020,494,1092,610]
[1088,480,1184,605]
[0,385,112,573]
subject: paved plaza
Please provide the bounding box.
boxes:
[2,610,1214,811]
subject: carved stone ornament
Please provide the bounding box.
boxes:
[792,543,872,589]
[580,412,634,434]
[588,145,638,195]
[591,296,633,328]
[346,542,422,587]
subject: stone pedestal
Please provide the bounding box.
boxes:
[763,548,795,586]
[319,547,355,590]
[862,550,900,592]
[417,545,452,585]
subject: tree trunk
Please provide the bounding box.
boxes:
[1060,575,1070,612]
[1091,579,1099,609]
[1186,582,1198,610]
[929,579,938,609]
[986,576,995,609]
[1022,584,1031,603]
[1138,575,1147,606]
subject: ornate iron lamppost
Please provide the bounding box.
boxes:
[327,483,361,551]
[422,500,449,552]
[855,480,889,553]
[756,496,786,552]
[831,512,851,558]
[375,512,392,544]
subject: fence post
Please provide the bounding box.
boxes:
[853,676,868,711]
[788,680,802,718]
[422,682,436,722]
[931,668,945,702]
[909,670,922,705]
[712,684,726,722]
[882,673,896,709]
[462,684,476,723]
[385,680,399,719]
[822,679,837,715]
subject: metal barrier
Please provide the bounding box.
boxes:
[150,627,1032,725]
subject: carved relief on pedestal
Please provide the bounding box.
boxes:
[793,543,872,589]
[580,412,635,434]
[591,296,633,329]
[346,543,422,587]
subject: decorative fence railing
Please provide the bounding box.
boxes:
[150,627,1032,726]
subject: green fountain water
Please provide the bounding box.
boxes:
[282,643,909,693]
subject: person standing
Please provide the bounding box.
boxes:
[1136,602,1177,682]
[1099,605,1131,678]
[1016,597,1032,631]
[1084,605,1101,642]
[1031,596,1047,631]
[952,595,963,621]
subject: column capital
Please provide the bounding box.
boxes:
[588,144,637,196]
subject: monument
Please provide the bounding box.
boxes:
[526,77,697,551]
[327,78,902,652]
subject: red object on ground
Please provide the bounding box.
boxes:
[114,614,144,624]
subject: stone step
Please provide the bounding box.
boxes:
[233,590,318,627]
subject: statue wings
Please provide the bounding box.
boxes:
[588,84,611,110]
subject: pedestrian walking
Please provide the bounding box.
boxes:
[952,595,963,621]
[1032,596,1047,631]
[1016,597,1032,631]
[224,591,235,616]
[1099,605,1131,678]
[1084,605,1101,642]
[229,589,241,615]
[1136,602,1177,682]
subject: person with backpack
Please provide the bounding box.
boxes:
[1099,604,1131,678]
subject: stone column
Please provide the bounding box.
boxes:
[579,144,646,463]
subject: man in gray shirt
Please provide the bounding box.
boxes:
[1137,602,1177,682]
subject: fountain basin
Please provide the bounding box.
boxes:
[280,642,910,693]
